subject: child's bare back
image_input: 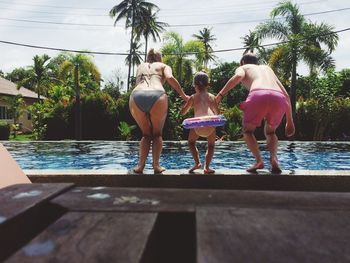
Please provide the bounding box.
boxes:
[181,72,219,174]
[190,91,219,137]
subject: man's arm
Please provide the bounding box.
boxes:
[215,67,245,104]
[164,65,189,102]
[275,77,295,137]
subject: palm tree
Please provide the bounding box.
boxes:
[125,41,143,77]
[162,31,205,87]
[19,54,52,100]
[59,53,101,93]
[241,30,266,55]
[134,7,168,61]
[255,0,338,116]
[59,53,101,140]
[192,27,217,68]
[109,0,159,91]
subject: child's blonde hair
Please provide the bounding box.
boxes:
[193,71,209,90]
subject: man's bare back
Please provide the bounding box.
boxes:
[236,64,287,94]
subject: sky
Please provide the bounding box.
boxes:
[0,0,349,90]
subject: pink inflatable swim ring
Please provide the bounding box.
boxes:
[182,115,227,129]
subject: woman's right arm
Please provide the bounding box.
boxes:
[135,64,143,85]
[164,65,189,101]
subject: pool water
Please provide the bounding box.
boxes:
[2,141,350,171]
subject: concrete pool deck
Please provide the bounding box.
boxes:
[25,169,350,192]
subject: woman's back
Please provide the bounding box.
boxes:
[135,62,165,90]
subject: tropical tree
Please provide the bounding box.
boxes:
[59,53,101,140]
[161,31,205,89]
[134,7,168,61]
[59,53,101,94]
[4,67,32,88]
[19,54,53,100]
[125,41,143,78]
[192,27,217,68]
[255,0,338,116]
[4,94,25,138]
[109,0,159,90]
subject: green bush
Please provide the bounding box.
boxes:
[0,121,11,140]
[296,97,350,140]
[80,92,118,140]
[221,106,243,140]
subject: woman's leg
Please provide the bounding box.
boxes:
[129,97,152,173]
[149,94,168,173]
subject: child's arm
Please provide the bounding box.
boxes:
[181,95,193,115]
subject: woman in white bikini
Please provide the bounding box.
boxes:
[129,49,189,174]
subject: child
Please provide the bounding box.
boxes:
[181,72,220,174]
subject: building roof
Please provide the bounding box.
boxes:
[0,77,41,99]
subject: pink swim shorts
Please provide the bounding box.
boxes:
[240,89,288,127]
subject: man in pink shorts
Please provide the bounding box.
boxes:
[216,52,295,173]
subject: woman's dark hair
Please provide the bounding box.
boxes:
[240,52,258,65]
[146,49,162,63]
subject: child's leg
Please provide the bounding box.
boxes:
[204,131,216,174]
[188,129,201,173]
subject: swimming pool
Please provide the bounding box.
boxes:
[2,141,350,171]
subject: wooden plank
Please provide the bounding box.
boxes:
[197,207,350,263]
[0,143,31,188]
[0,183,74,261]
[0,183,73,225]
[6,212,157,263]
[52,187,350,212]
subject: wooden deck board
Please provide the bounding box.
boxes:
[7,211,157,263]
[51,187,350,212]
[0,183,73,225]
[196,207,350,263]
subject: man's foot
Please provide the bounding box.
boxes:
[246,162,264,173]
[133,166,144,174]
[154,166,166,174]
[189,163,202,173]
[270,158,282,174]
[204,168,215,174]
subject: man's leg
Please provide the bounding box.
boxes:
[264,123,281,173]
[188,129,201,173]
[243,123,264,172]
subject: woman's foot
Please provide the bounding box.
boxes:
[154,166,166,174]
[270,158,282,174]
[246,162,264,173]
[189,163,202,173]
[204,168,215,174]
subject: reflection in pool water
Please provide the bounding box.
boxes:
[2,141,350,171]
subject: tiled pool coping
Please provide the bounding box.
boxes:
[25,169,350,192]
[25,169,350,176]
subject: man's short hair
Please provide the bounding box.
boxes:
[240,52,258,65]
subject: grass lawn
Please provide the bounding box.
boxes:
[9,133,34,141]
